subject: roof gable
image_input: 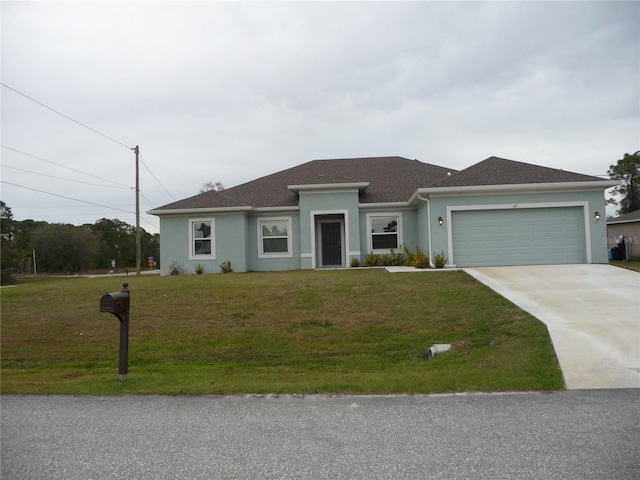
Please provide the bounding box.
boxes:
[428,156,606,188]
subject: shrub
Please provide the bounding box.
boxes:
[350,257,361,267]
[387,248,406,266]
[363,252,380,266]
[169,261,184,275]
[379,253,405,266]
[433,251,447,268]
[412,247,430,269]
[195,264,205,275]
[220,261,233,273]
[403,246,429,268]
[403,245,414,266]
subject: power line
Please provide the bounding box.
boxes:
[12,203,138,208]
[1,85,160,235]
[1,145,132,188]
[1,180,135,215]
[1,83,132,150]
[3,147,163,227]
[139,191,157,207]
[1,164,131,190]
[4,181,159,229]
[139,152,176,202]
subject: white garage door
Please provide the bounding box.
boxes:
[451,207,586,267]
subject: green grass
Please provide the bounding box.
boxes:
[610,259,640,272]
[1,269,564,394]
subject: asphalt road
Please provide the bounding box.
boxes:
[2,390,638,480]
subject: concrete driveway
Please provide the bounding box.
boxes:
[465,264,640,390]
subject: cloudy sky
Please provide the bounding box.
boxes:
[2,1,638,233]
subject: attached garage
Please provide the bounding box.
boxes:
[450,206,587,267]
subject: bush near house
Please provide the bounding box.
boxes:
[363,252,380,266]
[433,251,448,269]
[404,246,430,268]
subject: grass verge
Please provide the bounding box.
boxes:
[1,269,563,394]
[609,259,640,272]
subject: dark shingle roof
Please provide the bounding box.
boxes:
[151,155,611,213]
[607,209,640,224]
[427,156,606,188]
[153,157,456,211]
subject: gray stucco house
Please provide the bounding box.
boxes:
[148,156,616,275]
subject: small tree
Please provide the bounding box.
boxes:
[200,181,224,194]
[608,151,640,214]
[1,201,15,264]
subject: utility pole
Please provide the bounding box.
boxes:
[132,145,141,275]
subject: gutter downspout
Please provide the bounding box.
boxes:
[417,192,435,268]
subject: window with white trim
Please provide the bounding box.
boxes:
[189,219,215,259]
[368,213,402,251]
[258,217,292,258]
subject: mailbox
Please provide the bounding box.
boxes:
[100,291,130,315]
[99,283,130,381]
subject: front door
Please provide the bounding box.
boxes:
[321,222,342,266]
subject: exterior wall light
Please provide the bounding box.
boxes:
[594,212,600,221]
[438,216,444,226]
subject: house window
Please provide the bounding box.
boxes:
[258,217,292,258]
[190,219,215,259]
[368,213,402,251]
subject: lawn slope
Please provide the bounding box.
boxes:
[1,269,564,394]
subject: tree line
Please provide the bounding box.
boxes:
[1,201,159,282]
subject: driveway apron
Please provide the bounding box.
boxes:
[465,264,640,390]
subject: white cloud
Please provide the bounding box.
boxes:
[1,1,638,233]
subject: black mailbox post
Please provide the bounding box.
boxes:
[100,282,130,382]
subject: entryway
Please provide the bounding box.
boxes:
[317,216,345,267]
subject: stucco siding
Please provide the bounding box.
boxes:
[400,209,418,253]
[216,214,248,273]
[158,216,185,275]
[158,214,249,275]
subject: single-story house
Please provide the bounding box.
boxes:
[148,156,617,275]
[606,209,640,259]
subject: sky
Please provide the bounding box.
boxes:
[1,1,638,234]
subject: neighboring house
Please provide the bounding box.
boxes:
[148,156,616,275]
[606,210,640,259]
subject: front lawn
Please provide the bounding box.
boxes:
[0,269,564,394]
